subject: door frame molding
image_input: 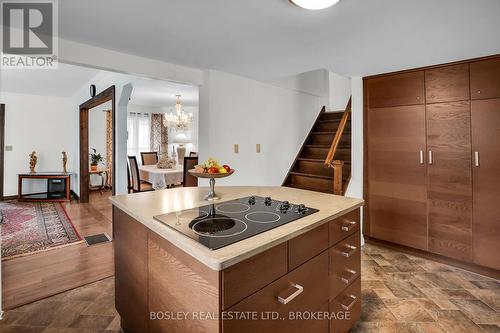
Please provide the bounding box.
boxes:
[79,86,116,203]
[0,104,4,201]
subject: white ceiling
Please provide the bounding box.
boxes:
[59,0,500,80]
[129,77,198,108]
[0,63,100,97]
[0,62,198,108]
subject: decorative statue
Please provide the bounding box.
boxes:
[157,153,176,169]
[62,152,68,174]
[29,151,37,174]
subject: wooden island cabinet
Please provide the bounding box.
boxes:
[111,187,363,333]
[364,54,500,276]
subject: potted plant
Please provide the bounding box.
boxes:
[89,148,104,171]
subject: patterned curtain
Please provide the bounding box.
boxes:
[105,110,113,187]
[150,114,168,155]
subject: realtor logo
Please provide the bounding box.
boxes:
[1,0,58,68]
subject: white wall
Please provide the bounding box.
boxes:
[329,72,352,111]
[88,101,110,187]
[344,77,364,244]
[199,70,320,186]
[0,93,74,196]
[271,69,329,107]
[88,103,108,160]
[59,39,203,86]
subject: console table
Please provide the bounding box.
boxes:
[18,172,72,202]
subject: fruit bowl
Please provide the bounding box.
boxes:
[188,169,235,200]
[188,169,235,179]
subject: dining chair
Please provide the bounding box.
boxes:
[183,156,199,187]
[127,163,133,193]
[140,152,158,165]
[189,152,198,157]
[128,156,154,192]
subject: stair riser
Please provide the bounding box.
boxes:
[333,149,351,161]
[295,161,334,177]
[290,174,333,194]
[320,112,344,121]
[315,121,351,132]
[308,133,351,146]
[302,147,329,159]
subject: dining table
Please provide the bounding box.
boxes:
[139,164,184,190]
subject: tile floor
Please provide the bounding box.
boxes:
[0,243,498,332]
[353,243,500,333]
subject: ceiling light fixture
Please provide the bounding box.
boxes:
[163,95,193,131]
[290,0,341,10]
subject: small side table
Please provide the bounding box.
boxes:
[18,172,72,202]
[89,168,110,193]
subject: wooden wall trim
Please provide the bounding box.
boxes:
[0,104,4,201]
[364,54,500,80]
[79,86,115,203]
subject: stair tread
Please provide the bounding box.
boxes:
[286,184,334,194]
[297,158,326,163]
[311,131,351,135]
[290,171,333,180]
[296,157,351,164]
[304,144,330,148]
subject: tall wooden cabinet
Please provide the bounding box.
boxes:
[470,57,500,270]
[366,72,428,250]
[365,55,500,273]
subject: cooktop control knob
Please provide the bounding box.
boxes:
[248,196,256,205]
[264,197,272,206]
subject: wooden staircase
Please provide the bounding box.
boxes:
[283,98,352,195]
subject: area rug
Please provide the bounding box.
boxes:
[1,201,82,260]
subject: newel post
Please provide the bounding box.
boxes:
[332,160,344,195]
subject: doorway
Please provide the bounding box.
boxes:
[79,86,115,203]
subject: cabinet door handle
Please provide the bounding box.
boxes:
[341,221,357,232]
[277,283,304,304]
[419,150,424,164]
[474,152,480,167]
[340,245,357,258]
[428,151,433,165]
[341,294,358,311]
[341,269,358,285]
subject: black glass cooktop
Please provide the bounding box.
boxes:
[154,196,319,250]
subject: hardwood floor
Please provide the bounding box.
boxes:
[0,277,120,332]
[1,242,498,332]
[2,191,114,310]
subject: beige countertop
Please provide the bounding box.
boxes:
[109,186,364,271]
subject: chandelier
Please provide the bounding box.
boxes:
[163,95,193,131]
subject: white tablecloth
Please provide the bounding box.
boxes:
[139,165,183,190]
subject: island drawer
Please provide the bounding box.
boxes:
[329,277,361,333]
[288,222,329,270]
[329,208,360,246]
[223,251,329,333]
[222,242,288,310]
[329,232,361,300]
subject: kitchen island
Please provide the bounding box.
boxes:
[110,186,364,333]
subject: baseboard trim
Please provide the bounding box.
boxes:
[364,236,500,280]
[1,195,17,201]
[70,190,79,200]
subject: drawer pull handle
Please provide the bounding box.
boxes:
[277,283,304,305]
[341,294,358,311]
[340,245,357,258]
[341,221,357,232]
[341,269,358,285]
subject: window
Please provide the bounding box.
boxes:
[127,112,151,161]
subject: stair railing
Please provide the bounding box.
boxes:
[324,97,352,195]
